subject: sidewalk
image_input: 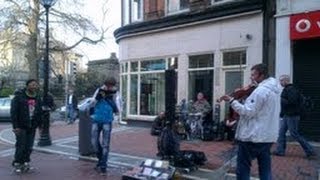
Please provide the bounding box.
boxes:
[0,120,319,179]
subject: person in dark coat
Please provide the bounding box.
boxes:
[151,111,166,136]
[273,74,315,158]
[11,79,42,173]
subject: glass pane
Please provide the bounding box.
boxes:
[141,59,165,71]
[225,71,243,95]
[167,57,178,69]
[131,0,142,22]
[131,62,138,72]
[188,70,213,105]
[123,0,130,25]
[180,0,189,10]
[121,75,128,118]
[167,0,179,13]
[189,54,214,68]
[224,71,243,116]
[121,63,128,73]
[140,73,165,115]
[223,51,246,66]
[129,74,138,114]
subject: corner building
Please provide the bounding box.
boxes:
[275,0,320,140]
[114,0,270,123]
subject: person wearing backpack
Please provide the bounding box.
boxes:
[90,77,118,176]
[273,75,316,158]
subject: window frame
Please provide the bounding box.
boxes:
[120,57,178,120]
[130,0,144,23]
[221,49,247,68]
[165,0,190,15]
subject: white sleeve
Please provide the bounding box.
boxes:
[230,89,265,119]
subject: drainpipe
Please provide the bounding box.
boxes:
[262,0,276,76]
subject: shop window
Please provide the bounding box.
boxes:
[130,74,138,114]
[188,70,213,105]
[223,50,246,66]
[121,62,128,73]
[121,75,128,118]
[189,54,214,68]
[131,62,139,72]
[125,57,178,117]
[167,57,178,69]
[188,53,214,105]
[166,0,189,14]
[224,71,243,116]
[140,73,165,115]
[141,59,165,71]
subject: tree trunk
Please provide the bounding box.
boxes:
[26,0,40,80]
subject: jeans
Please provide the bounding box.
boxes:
[67,105,77,123]
[275,115,313,156]
[237,141,273,180]
[91,122,112,169]
[14,128,36,164]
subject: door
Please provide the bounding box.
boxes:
[293,38,320,141]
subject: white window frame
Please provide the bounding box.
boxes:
[165,0,189,15]
[131,0,144,22]
[221,48,247,69]
[123,57,178,120]
[187,53,215,104]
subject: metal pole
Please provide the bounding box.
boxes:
[38,5,52,146]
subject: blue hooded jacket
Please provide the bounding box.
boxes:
[91,98,117,124]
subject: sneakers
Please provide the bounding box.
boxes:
[13,163,23,173]
[272,151,285,156]
[23,162,34,171]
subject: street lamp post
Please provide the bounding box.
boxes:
[38,0,56,147]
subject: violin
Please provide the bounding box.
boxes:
[218,83,257,122]
[218,83,257,103]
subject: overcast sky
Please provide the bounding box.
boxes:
[76,0,121,62]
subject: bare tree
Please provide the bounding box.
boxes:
[0,0,109,79]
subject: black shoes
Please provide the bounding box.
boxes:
[272,151,285,156]
[306,152,317,159]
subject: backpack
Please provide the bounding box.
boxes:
[299,94,314,113]
[157,127,180,159]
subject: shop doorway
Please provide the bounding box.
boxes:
[293,38,320,141]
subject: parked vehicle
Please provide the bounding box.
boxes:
[57,98,93,118]
[0,97,12,121]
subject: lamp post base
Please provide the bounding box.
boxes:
[37,110,52,146]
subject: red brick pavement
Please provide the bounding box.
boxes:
[12,121,319,179]
[0,151,124,180]
[227,145,319,179]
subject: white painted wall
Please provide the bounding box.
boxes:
[275,0,320,81]
[119,13,263,63]
[277,0,320,15]
[118,12,263,103]
[275,16,292,79]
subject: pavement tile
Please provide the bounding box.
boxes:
[0,151,124,180]
[2,121,319,179]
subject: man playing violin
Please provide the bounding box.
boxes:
[219,63,281,180]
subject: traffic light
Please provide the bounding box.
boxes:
[72,62,77,75]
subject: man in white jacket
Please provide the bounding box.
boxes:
[220,63,281,180]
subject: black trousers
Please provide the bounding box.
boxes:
[14,128,36,164]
